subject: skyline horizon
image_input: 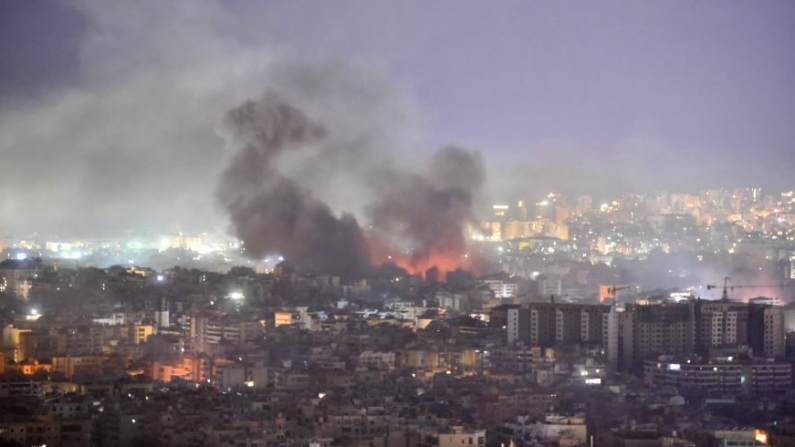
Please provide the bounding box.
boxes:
[1,183,790,240]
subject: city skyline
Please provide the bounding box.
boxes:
[3,3,795,443]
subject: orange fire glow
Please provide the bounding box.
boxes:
[366,236,479,279]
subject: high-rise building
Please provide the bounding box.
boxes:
[621,302,695,370]
[618,300,786,371]
[537,275,562,300]
[515,200,528,220]
[749,304,786,358]
[507,302,615,354]
[784,305,795,333]
[492,204,510,219]
[190,312,265,354]
[508,302,619,374]
[694,300,749,354]
[554,205,570,228]
[575,195,593,216]
[535,200,553,220]
[502,220,527,240]
[154,296,169,331]
[483,279,518,299]
[0,258,38,299]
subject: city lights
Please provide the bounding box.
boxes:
[0,2,789,444]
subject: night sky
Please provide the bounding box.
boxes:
[1,0,794,236]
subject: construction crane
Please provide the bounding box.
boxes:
[706,277,732,301]
[607,285,633,297]
[706,276,795,301]
[605,285,634,305]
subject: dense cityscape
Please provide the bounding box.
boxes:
[3,0,795,446]
[2,187,795,446]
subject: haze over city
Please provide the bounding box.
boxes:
[2,2,795,447]
[2,0,794,237]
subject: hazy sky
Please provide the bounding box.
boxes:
[1,0,794,236]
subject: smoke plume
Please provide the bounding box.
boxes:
[216,94,372,279]
[216,91,485,279]
[368,146,485,274]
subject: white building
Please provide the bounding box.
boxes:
[535,414,587,445]
[426,426,486,447]
[436,292,466,311]
[537,275,562,299]
[483,280,519,299]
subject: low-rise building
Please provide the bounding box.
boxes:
[644,356,791,395]
[418,425,486,447]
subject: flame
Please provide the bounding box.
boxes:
[366,236,479,280]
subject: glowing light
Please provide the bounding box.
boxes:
[228,291,244,300]
[192,245,211,254]
[15,252,27,260]
[156,275,164,282]
[367,235,478,279]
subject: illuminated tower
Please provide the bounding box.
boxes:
[516,200,528,220]
[154,296,169,331]
[492,204,510,219]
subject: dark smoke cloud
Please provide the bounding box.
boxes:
[216,93,485,278]
[368,146,485,266]
[217,94,372,278]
